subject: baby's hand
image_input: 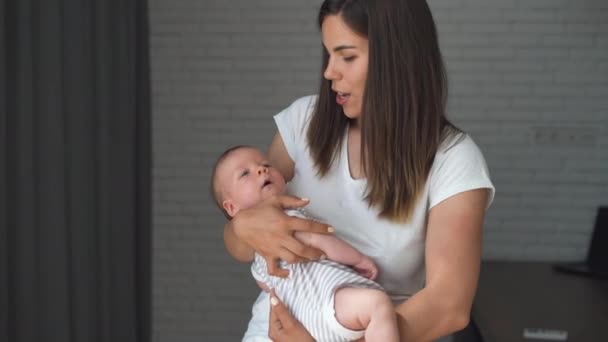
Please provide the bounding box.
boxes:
[353,256,378,280]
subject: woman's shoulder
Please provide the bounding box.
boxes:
[437,132,484,161]
[274,95,318,132]
[273,95,319,159]
[429,132,495,209]
[431,131,491,177]
[283,95,317,118]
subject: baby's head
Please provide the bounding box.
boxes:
[211,145,286,218]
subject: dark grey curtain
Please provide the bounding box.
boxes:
[0,0,151,341]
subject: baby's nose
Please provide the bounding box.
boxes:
[257,166,268,175]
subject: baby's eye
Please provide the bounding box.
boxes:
[240,170,250,178]
[262,163,271,168]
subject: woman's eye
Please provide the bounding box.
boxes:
[343,56,356,62]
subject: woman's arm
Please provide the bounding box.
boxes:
[395,188,489,341]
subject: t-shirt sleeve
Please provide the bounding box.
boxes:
[428,134,495,210]
[273,95,317,162]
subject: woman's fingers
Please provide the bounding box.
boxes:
[268,295,284,340]
[280,236,324,261]
[269,290,294,329]
[232,194,332,268]
[273,194,310,210]
[268,290,315,342]
[287,215,334,234]
[268,290,289,340]
[265,256,290,278]
[266,244,315,278]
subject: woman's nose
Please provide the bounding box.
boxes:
[323,59,340,81]
[323,65,335,80]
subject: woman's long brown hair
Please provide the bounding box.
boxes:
[308,0,462,223]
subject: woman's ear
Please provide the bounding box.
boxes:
[222,199,239,217]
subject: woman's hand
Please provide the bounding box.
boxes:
[231,194,332,277]
[269,290,315,342]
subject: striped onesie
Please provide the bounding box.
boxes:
[250,210,384,342]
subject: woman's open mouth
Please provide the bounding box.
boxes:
[336,92,350,106]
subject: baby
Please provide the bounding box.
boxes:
[211,145,398,342]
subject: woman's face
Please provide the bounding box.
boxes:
[321,15,369,122]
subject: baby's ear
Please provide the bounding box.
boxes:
[222,200,238,217]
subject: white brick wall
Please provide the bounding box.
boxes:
[150,1,608,340]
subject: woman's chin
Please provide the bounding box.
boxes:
[342,109,361,120]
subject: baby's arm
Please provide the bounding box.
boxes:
[294,232,378,280]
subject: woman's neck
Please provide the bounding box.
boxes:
[347,124,364,179]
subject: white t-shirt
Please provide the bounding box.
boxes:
[274,95,495,304]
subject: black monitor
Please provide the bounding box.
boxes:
[554,206,608,278]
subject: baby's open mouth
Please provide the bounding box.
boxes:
[262,180,272,188]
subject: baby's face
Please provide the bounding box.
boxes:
[217,147,286,216]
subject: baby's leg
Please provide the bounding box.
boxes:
[334,287,399,342]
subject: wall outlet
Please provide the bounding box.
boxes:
[532,126,597,147]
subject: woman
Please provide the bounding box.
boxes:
[224,0,495,341]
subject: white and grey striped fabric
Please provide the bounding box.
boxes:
[250,219,384,342]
